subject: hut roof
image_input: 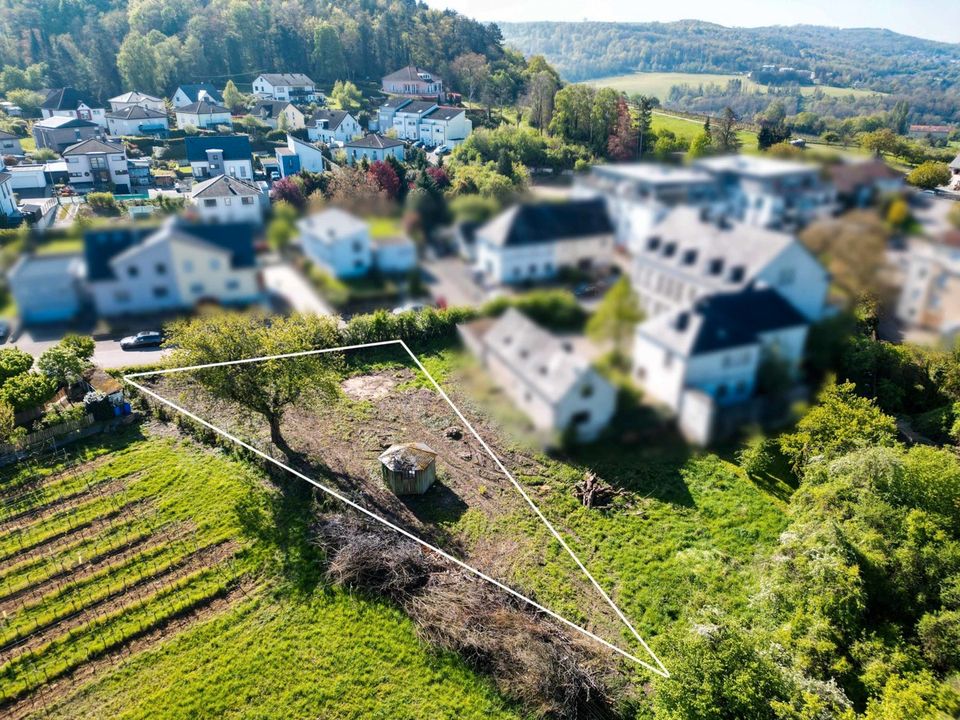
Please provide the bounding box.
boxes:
[379,442,437,472]
[85,367,123,395]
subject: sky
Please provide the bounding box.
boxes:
[427,0,960,44]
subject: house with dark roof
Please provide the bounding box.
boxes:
[171,83,223,108]
[458,308,617,442]
[84,216,262,316]
[31,116,100,152]
[184,135,253,181]
[251,100,305,130]
[343,134,405,165]
[189,174,266,224]
[41,87,107,127]
[828,159,904,208]
[62,138,131,193]
[0,130,24,156]
[633,286,811,444]
[307,109,361,145]
[105,105,169,137]
[174,100,232,130]
[252,74,318,104]
[475,199,615,285]
[381,66,443,98]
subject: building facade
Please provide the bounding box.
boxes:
[252,74,318,104]
[62,139,131,193]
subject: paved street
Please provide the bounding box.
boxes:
[421,256,489,307]
[6,331,170,369]
[262,262,334,315]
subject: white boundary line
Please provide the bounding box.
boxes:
[123,339,670,678]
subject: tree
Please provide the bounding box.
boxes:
[757,119,790,150]
[367,160,400,200]
[779,380,898,473]
[606,96,638,161]
[906,161,951,190]
[586,276,643,366]
[687,131,713,159]
[714,107,740,153]
[330,80,362,112]
[266,201,297,252]
[800,211,890,302]
[310,22,347,83]
[863,671,960,720]
[270,177,306,210]
[886,198,911,228]
[38,337,93,388]
[949,203,960,230]
[0,372,56,412]
[0,401,13,441]
[860,128,903,158]
[0,347,34,384]
[5,89,45,115]
[632,94,656,157]
[222,80,245,113]
[450,53,489,103]
[165,312,342,457]
[522,70,558,134]
[404,171,449,239]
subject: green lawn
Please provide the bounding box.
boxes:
[367,215,403,239]
[34,236,83,256]
[651,110,758,148]
[590,71,883,101]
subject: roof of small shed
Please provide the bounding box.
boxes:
[378,442,437,472]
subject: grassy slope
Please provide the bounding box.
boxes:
[5,428,523,720]
[589,71,883,101]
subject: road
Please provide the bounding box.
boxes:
[262,262,334,315]
[7,332,170,369]
[422,257,489,307]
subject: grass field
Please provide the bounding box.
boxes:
[589,71,883,101]
[0,426,523,719]
[650,110,758,148]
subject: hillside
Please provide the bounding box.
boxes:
[0,0,515,100]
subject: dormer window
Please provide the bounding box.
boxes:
[682,249,698,266]
[729,266,745,283]
[646,236,661,251]
[708,258,724,276]
[663,242,677,258]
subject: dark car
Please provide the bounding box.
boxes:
[0,319,9,343]
[120,330,163,350]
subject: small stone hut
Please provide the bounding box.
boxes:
[378,442,437,495]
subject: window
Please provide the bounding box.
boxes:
[114,290,131,303]
[226,279,239,291]
[155,262,166,275]
[224,198,232,206]
[663,242,677,257]
[646,236,661,252]
[126,266,139,278]
[352,241,363,253]
[203,199,217,207]
[682,249,698,265]
[152,286,168,298]
[571,411,591,426]
[241,197,254,205]
[183,260,193,272]
[708,258,724,276]
[581,384,594,398]
[210,258,221,270]
[190,283,204,294]
[717,383,728,399]
[729,265,746,283]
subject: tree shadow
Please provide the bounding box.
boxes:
[401,479,470,527]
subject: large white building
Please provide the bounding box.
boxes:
[459,308,617,442]
[276,135,327,177]
[252,74,318,104]
[184,136,254,181]
[896,231,960,339]
[189,175,266,225]
[475,199,615,286]
[62,138,131,193]
[108,91,166,113]
[377,98,471,149]
[84,218,262,317]
[171,84,223,109]
[175,100,232,130]
[297,207,373,279]
[41,88,107,128]
[307,110,362,145]
[629,207,828,322]
[105,106,169,137]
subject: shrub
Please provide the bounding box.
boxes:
[481,290,586,331]
[86,192,120,216]
[0,372,56,412]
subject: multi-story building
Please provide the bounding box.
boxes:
[184,135,254,181]
[307,110,362,145]
[297,207,373,278]
[343,134,405,165]
[896,231,960,339]
[252,74,319,104]
[41,87,107,127]
[175,100,232,130]
[108,91,166,113]
[189,174,266,225]
[276,135,327,177]
[474,199,615,285]
[106,106,169,137]
[0,171,18,221]
[32,116,100,152]
[171,83,223,109]
[381,66,443,98]
[0,130,24,156]
[62,138,131,193]
[251,101,305,130]
[377,98,471,149]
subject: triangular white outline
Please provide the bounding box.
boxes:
[123,339,669,677]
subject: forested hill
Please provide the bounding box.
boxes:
[499,20,960,92]
[0,0,513,99]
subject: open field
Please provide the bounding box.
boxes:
[589,71,884,101]
[650,110,758,148]
[0,424,523,719]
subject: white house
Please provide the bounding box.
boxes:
[381,66,443,98]
[296,207,372,278]
[373,235,417,274]
[276,135,327,177]
[171,84,223,109]
[7,164,47,195]
[62,138,131,193]
[307,110,362,145]
[475,199,615,286]
[251,101,305,130]
[41,88,107,128]
[390,100,438,140]
[175,100,232,130]
[252,74,318,104]
[85,218,262,317]
[0,130,24,156]
[343,134,405,165]
[693,155,835,229]
[459,308,617,442]
[108,91,165,113]
[379,99,472,149]
[896,231,960,338]
[189,175,266,225]
[0,172,18,221]
[7,253,84,323]
[184,136,254,181]
[106,106,169,137]
[633,287,811,445]
[630,207,829,323]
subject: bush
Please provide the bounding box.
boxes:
[86,192,120,216]
[307,265,350,307]
[737,435,776,479]
[0,372,56,412]
[481,289,586,331]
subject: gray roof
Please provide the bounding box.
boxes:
[423,106,464,121]
[309,109,351,130]
[395,101,438,116]
[477,308,608,403]
[34,116,97,129]
[380,97,413,110]
[110,91,162,104]
[379,442,436,472]
[9,253,82,282]
[951,152,960,171]
[637,288,808,357]
[634,206,798,290]
[0,130,19,141]
[174,84,223,104]
[176,100,230,115]
[695,154,820,179]
[41,87,97,111]
[478,199,613,248]
[258,73,314,86]
[589,163,715,187]
[253,100,293,119]
[106,105,167,120]
[0,172,10,184]
[382,66,441,84]
[62,138,125,156]
[297,207,367,243]
[345,133,404,149]
[190,174,261,199]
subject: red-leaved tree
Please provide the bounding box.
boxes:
[367,160,401,200]
[607,96,638,162]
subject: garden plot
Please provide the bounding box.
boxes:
[132,342,667,675]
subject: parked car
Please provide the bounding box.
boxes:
[435,146,450,156]
[120,330,163,350]
[391,301,429,315]
[0,319,9,343]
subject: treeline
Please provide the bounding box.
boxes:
[0,0,517,100]
[500,20,960,123]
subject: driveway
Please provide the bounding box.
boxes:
[262,262,334,316]
[421,257,488,307]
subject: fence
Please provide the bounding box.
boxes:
[0,414,95,457]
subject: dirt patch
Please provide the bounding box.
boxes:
[340,373,398,402]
